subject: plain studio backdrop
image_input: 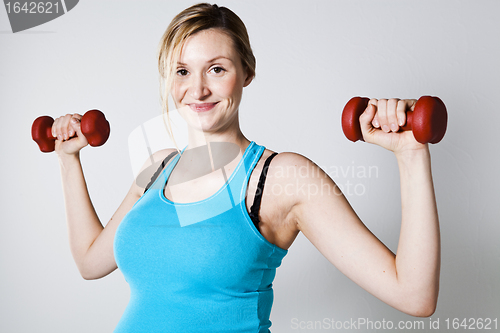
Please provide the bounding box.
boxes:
[1,0,499,332]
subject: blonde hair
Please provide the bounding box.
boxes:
[157,3,256,151]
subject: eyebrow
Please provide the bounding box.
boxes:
[177,56,233,67]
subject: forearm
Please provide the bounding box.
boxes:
[58,153,104,274]
[394,147,440,315]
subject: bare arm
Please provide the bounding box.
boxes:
[58,152,141,279]
[286,99,440,317]
[394,147,440,315]
[58,152,108,279]
[366,98,440,314]
[53,114,171,280]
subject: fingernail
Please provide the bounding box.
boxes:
[382,125,390,132]
[373,119,380,127]
[390,123,398,132]
[398,119,404,126]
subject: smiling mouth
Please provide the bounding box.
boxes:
[189,102,219,112]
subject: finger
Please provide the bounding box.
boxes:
[359,103,377,140]
[387,98,400,132]
[377,99,389,132]
[51,117,59,139]
[369,99,380,127]
[68,114,82,138]
[72,113,82,121]
[52,114,72,141]
[52,116,65,141]
[396,100,407,127]
[59,114,74,141]
[406,99,417,111]
[69,118,78,138]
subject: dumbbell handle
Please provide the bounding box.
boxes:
[341,96,447,144]
[32,110,110,153]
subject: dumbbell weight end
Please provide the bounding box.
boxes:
[81,110,110,147]
[411,96,447,144]
[31,116,56,153]
[341,97,369,142]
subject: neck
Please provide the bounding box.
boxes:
[185,114,251,152]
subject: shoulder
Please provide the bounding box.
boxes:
[264,150,330,202]
[254,150,335,242]
[269,150,340,205]
[151,148,180,163]
[271,151,312,166]
[267,151,323,179]
[252,149,313,180]
[133,148,180,195]
[141,148,179,174]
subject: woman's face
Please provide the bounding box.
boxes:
[172,28,252,134]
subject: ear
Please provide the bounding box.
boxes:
[243,70,254,87]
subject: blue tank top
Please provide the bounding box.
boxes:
[114,141,288,332]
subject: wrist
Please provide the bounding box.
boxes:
[58,151,81,170]
[395,144,430,162]
[395,146,432,177]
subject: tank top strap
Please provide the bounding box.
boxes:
[231,141,266,204]
[143,151,179,194]
[144,146,187,193]
[248,152,278,229]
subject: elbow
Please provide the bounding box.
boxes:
[397,277,440,317]
[78,259,115,280]
[78,259,104,280]
[81,271,101,280]
[79,266,100,280]
[401,294,438,317]
[407,302,437,318]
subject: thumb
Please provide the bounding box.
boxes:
[70,116,88,146]
[359,103,377,141]
[70,116,82,137]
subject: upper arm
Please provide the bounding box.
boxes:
[82,148,178,279]
[279,152,405,310]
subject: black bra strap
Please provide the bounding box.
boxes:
[144,151,178,194]
[249,152,278,230]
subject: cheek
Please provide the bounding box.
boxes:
[172,82,186,102]
[217,76,242,100]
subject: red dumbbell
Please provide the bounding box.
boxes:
[32,109,110,152]
[341,96,447,144]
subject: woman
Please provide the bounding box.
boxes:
[51,3,440,332]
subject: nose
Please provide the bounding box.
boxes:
[189,74,211,101]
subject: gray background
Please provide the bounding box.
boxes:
[1,0,499,332]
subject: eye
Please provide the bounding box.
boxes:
[177,69,189,76]
[210,66,225,74]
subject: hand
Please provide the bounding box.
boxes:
[359,98,427,154]
[52,113,88,156]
